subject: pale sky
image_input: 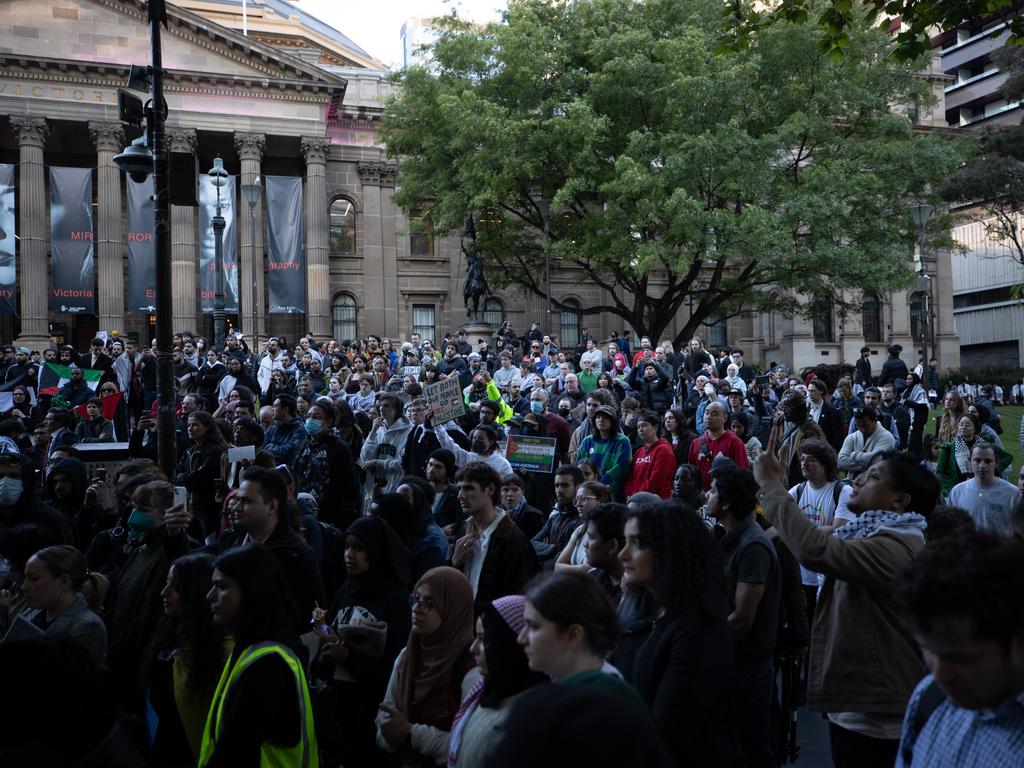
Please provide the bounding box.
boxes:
[293,0,508,69]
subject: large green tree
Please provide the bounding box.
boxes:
[381,0,964,349]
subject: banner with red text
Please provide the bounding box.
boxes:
[49,166,95,314]
[0,164,16,315]
[126,176,156,313]
[264,175,305,313]
[199,174,238,313]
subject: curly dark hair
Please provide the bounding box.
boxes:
[896,532,1024,649]
[795,439,838,481]
[624,501,725,614]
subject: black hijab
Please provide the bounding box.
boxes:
[340,515,412,601]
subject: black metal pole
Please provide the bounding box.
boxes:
[212,203,226,355]
[150,0,175,479]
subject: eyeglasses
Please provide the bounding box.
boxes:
[411,594,437,612]
[574,496,598,506]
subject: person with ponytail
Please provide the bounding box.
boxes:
[9,544,108,668]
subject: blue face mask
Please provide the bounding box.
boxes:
[127,507,157,535]
[305,417,324,436]
[530,401,544,414]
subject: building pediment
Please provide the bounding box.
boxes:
[0,0,346,94]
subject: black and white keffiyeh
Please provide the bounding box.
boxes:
[834,509,927,541]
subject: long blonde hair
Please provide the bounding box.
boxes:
[937,391,964,443]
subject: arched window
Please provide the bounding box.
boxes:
[909,291,928,342]
[332,293,357,341]
[409,209,433,257]
[559,299,581,350]
[483,297,505,328]
[812,297,834,342]
[862,294,883,343]
[329,198,356,255]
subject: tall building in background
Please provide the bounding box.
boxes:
[935,10,1024,366]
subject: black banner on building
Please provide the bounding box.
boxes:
[265,175,305,313]
[199,174,239,313]
[49,166,95,315]
[0,164,16,316]
[126,176,156,314]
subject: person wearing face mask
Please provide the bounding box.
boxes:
[294,398,360,529]
[105,480,195,714]
[434,418,514,476]
[0,453,73,546]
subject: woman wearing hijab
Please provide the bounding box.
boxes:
[314,516,412,766]
[447,595,548,767]
[377,566,479,767]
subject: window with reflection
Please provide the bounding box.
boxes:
[329,198,356,255]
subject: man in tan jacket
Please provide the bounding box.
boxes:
[753,438,939,768]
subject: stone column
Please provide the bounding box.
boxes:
[301,136,331,337]
[234,132,266,347]
[379,176,400,338]
[89,121,125,334]
[11,118,50,349]
[358,162,386,335]
[167,128,197,333]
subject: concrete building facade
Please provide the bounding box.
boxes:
[0,0,959,376]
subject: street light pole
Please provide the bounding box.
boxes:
[909,203,933,384]
[208,157,228,356]
[150,0,175,480]
[240,176,263,364]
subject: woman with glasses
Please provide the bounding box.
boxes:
[377,566,479,767]
[555,481,612,573]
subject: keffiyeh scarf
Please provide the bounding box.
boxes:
[835,509,927,541]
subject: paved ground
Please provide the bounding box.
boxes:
[791,708,832,767]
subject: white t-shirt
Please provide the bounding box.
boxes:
[789,481,856,586]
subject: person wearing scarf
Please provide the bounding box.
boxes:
[755,444,938,766]
[315,515,412,766]
[936,414,1012,499]
[447,595,548,767]
[377,567,478,767]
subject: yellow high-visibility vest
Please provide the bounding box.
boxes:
[199,641,319,768]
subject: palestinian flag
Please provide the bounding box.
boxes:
[38,362,102,397]
[0,379,36,412]
[73,391,122,421]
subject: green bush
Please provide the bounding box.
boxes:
[939,367,1024,392]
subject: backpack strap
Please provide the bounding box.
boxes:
[900,679,946,766]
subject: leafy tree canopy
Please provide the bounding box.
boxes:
[721,0,1024,62]
[381,0,966,348]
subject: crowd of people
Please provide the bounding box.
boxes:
[0,325,1022,767]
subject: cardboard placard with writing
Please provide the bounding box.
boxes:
[425,376,466,425]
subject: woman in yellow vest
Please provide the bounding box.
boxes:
[199,544,319,768]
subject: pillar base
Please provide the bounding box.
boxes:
[16,334,53,352]
[462,321,495,347]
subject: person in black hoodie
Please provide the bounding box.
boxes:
[610,499,733,768]
[313,515,412,767]
[0,452,73,546]
[41,456,90,545]
[195,351,226,412]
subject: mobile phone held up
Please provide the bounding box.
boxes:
[173,485,189,514]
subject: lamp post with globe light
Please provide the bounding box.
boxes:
[208,156,229,355]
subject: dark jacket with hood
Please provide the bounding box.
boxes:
[0,454,74,547]
[195,362,227,411]
[263,415,309,468]
[41,456,96,548]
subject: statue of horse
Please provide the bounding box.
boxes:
[461,214,490,318]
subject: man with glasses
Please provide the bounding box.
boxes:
[401,398,468,480]
[263,393,309,469]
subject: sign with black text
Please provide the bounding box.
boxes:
[506,434,558,473]
[424,376,465,424]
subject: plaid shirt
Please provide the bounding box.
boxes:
[896,674,1024,767]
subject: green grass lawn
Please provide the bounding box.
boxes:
[932,405,1023,472]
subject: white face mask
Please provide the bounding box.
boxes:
[0,476,23,506]
[704,383,716,398]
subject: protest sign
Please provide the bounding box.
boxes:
[506,435,558,473]
[424,376,466,424]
